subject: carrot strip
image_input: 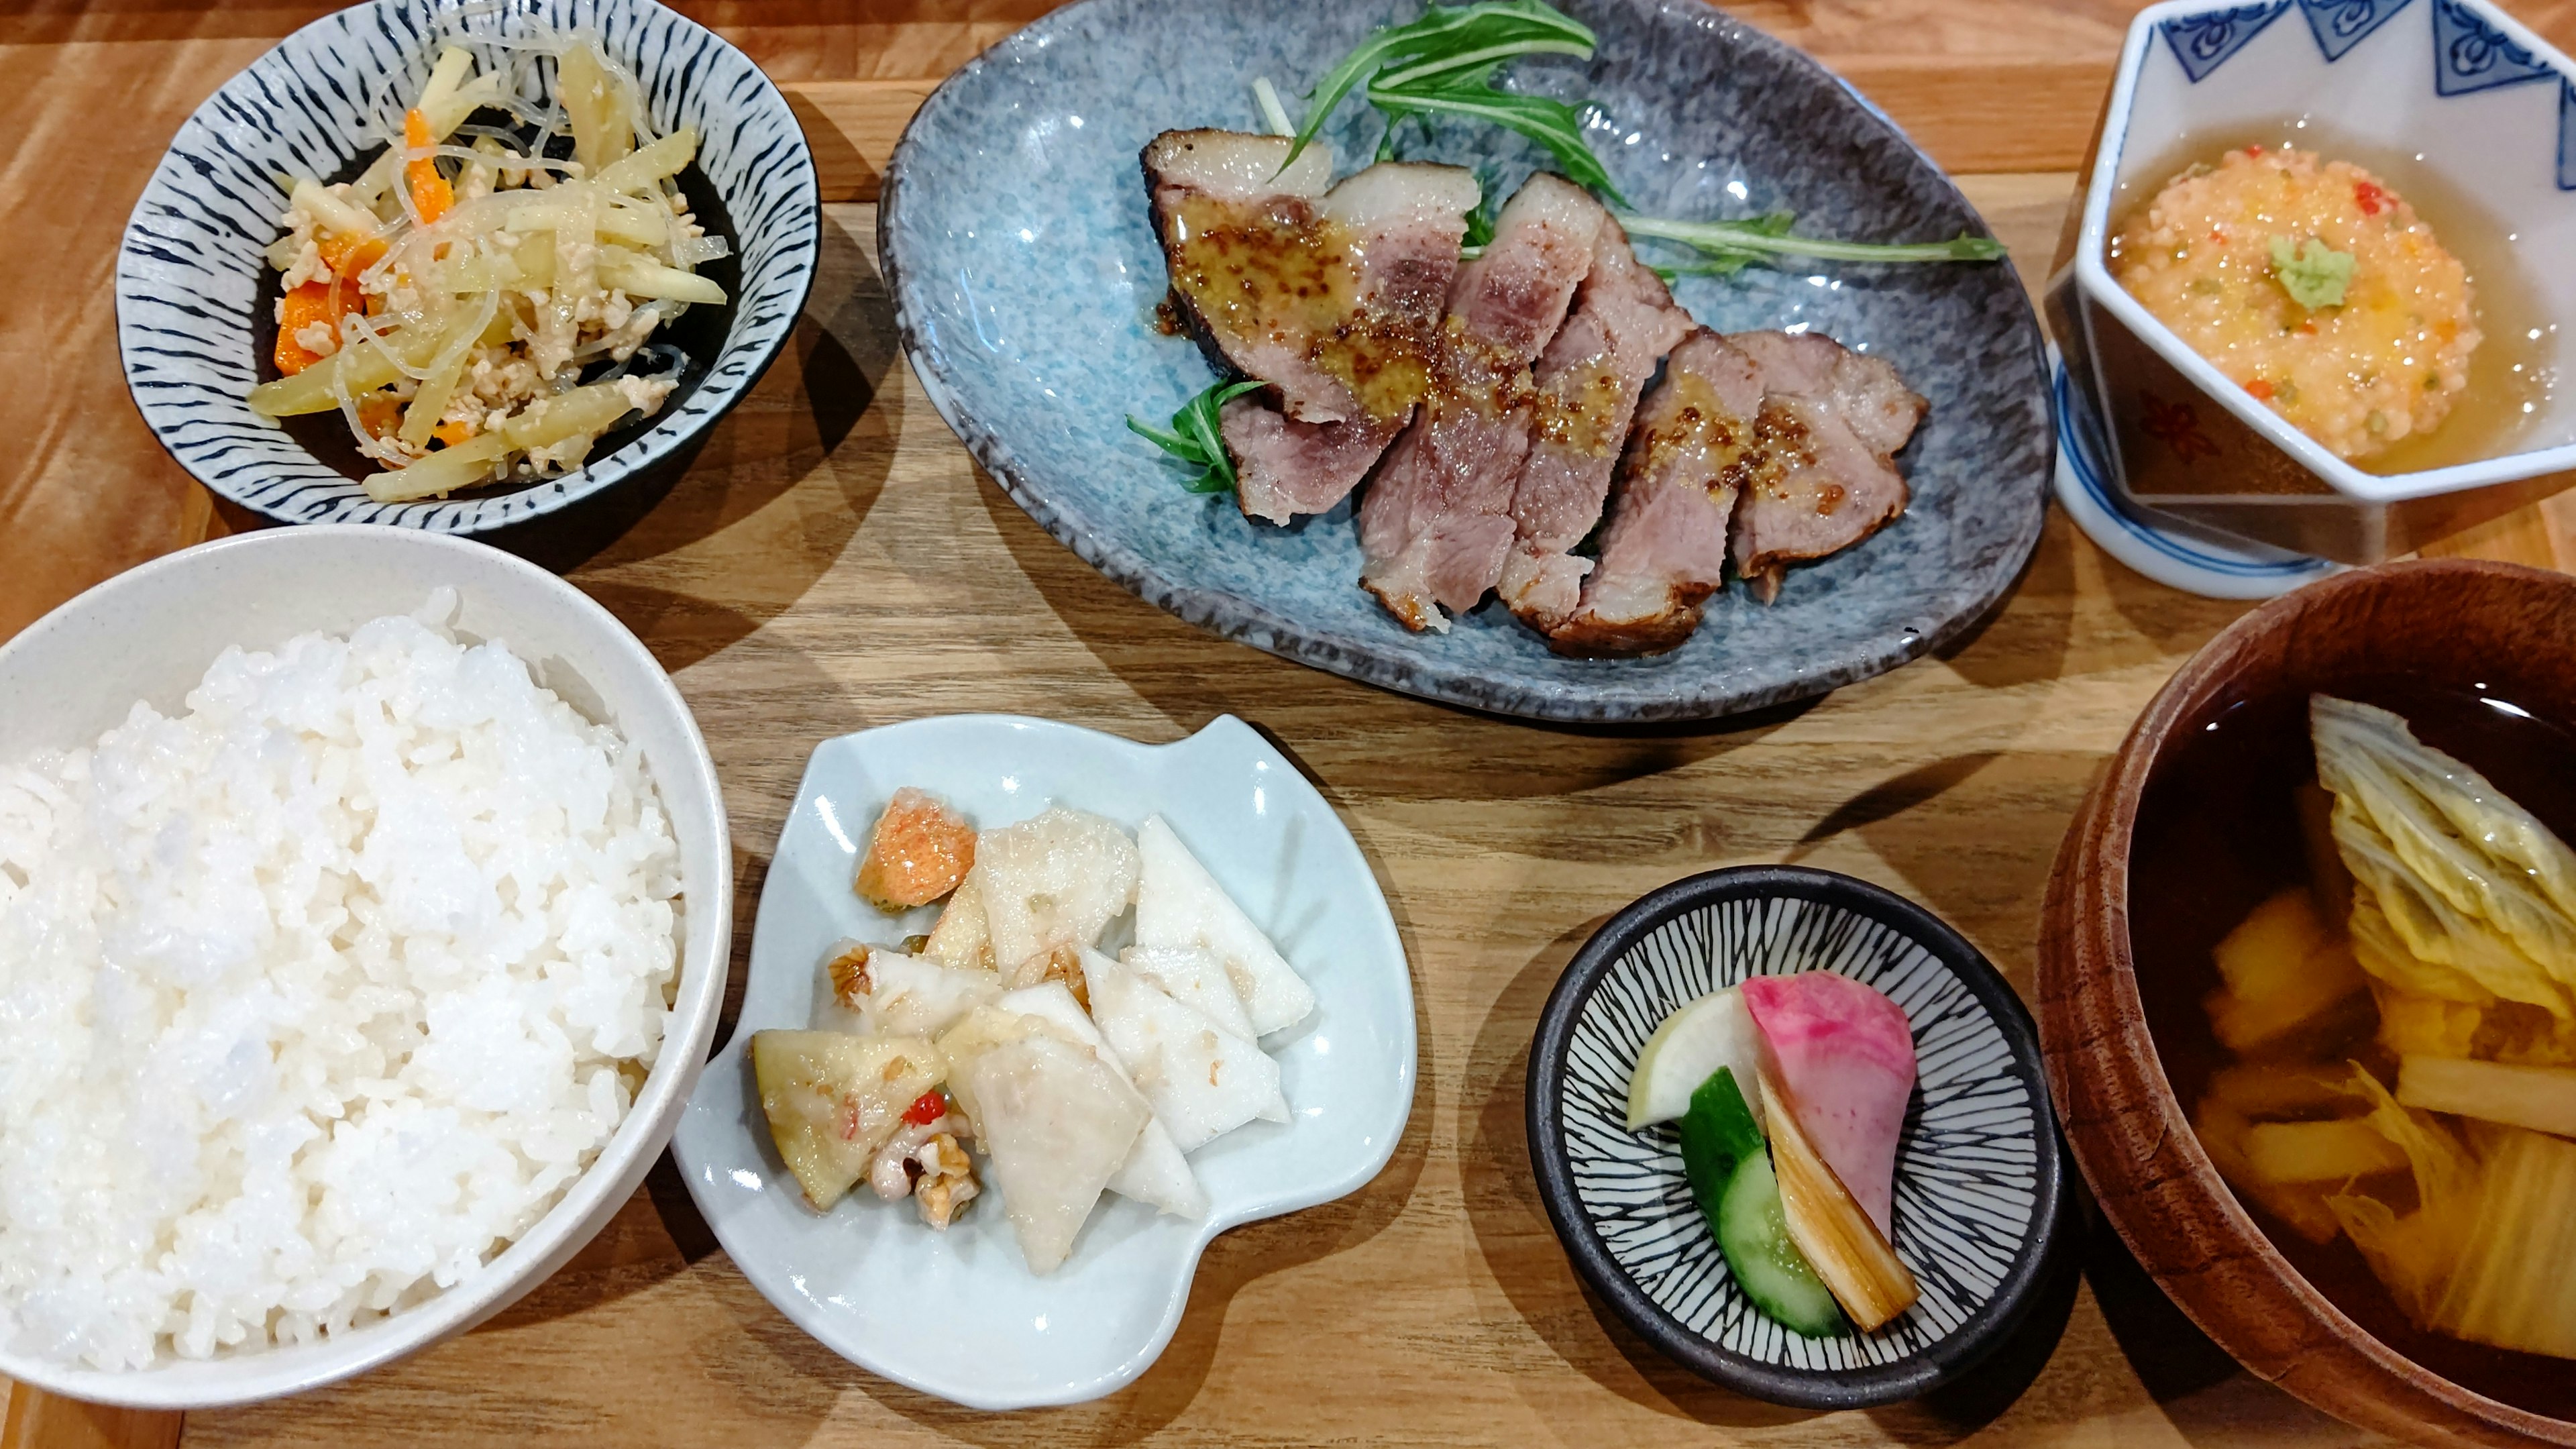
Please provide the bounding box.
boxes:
[272,280,342,376]
[404,109,453,225]
[273,335,321,376]
[317,231,387,278]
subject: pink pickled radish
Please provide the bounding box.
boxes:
[1742,970,1917,1236]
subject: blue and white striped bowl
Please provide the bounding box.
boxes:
[115,0,818,533]
[1525,865,2073,1409]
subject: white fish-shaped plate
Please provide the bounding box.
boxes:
[670,714,1413,1409]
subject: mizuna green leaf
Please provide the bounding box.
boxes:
[1284,0,1597,172]
[1367,74,1617,199]
[1126,379,1269,494]
[1621,211,2006,270]
[1460,168,1501,250]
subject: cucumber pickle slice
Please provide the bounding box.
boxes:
[1673,1067,1845,1337]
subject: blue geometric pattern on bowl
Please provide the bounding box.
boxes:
[880,0,2051,724]
[2562,80,2576,188]
[2296,0,2413,62]
[2161,3,2293,81]
[2431,0,2554,95]
[2051,360,2336,598]
[2169,0,2576,109]
[115,0,819,533]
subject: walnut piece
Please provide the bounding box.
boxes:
[1006,943,1089,1011]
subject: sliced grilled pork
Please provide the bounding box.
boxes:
[1497,219,1693,632]
[1143,131,1477,524]
[1141,127,1335,201]
[1549,331,1770,656]
[1724,330,1926,601]
[1143,130,1477,428]
[1143,130,1336,411]
[1222,402,1405,524]
[1318,161,1484,337]
[1357,174,1605,631]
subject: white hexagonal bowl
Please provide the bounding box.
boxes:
[2049,0,2576,561]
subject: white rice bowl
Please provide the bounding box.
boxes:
[0,590,682,1371]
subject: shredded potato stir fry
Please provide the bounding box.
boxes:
[248,32,731,502]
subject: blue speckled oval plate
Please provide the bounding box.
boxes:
[879,0,2051,723]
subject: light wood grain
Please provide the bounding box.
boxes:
[1,1391,182,1449]
[784,85,2131,209]
[0,1,2571,1445]
[779,1,2572,176]
[2420,491,2576,572]
[175,200,2357,1449]
[778,62,2116,190]
[788,78,941,202]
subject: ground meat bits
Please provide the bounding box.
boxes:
[854,787,977,910]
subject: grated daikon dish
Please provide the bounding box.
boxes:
[2109,146,2479,462]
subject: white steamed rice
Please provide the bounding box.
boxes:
[0,591,681,1370]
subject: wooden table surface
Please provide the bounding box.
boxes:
[6,1,2576,1445]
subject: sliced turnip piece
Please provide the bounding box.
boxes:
[832,945,1001,1038]
[1741,970,1917,1237]
[1625,985,1765,1131]
[921,863,994,971]
[1081,949,1288,1151]
[977,808,1141,971]
[998,982,1208,1219]
[1122,944,1256,1042]
[942,1020,1150,1274]
[750,1031,946,1212]
[1133,815,1315,1036]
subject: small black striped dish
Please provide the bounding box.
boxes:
[1526,866,2069,1408]
[115,0,818,533]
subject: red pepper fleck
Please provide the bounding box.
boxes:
[2355,179,2391,217]
[902,1091,947,1126]
[2245,378,2275,401]
[2208,227,2228,246]
[2243,144,2264,157]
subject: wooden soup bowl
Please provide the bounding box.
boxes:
[2039,558,2576,1448]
